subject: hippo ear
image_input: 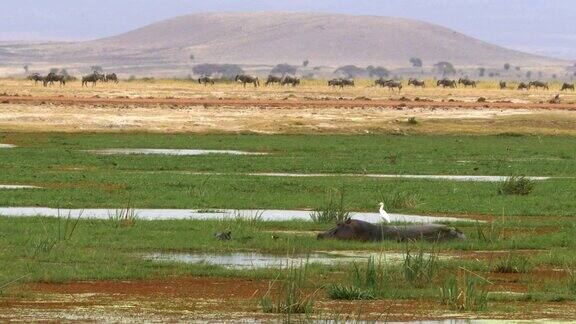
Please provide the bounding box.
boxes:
[344,218,352,224]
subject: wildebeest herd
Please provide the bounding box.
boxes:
[28,71,575,92]
[28,71,119,87]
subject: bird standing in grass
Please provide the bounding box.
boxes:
[379,202,391,223]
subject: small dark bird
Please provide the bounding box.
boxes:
[214,231,231,241]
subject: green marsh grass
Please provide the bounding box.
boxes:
[440,273,488,312]
[492,253,531,274]
[498,176,535,195]
[1,133,576,217]
[381,191,421,210]
[310,187,350,223]
[260,263,316,316]
[107,207,139,228]
[402,244,440,287]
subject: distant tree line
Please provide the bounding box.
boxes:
[192,64,245,77]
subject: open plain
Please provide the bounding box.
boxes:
[1,78,576,322]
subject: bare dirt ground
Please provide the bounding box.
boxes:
[1,99,575,135]
[1,276,574,322]
[1,79,576,134]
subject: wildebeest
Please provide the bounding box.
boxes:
[458,78,477,88]
[375,78,392,87]
[105,73,119,84]
[517,82,529,90]
[317,219,466,242]
[198,75,215,86]
[408,78,425,88]
[561,83,575,91]
[28,73,44,85]
[340,79,355,87]
[437,79,457,88]
[82,72,105,87]
[281,75,300,87]
[235,74,259,88]
[499,81,507,90]
[43,72,66,87]
[265,75,283,86]
[386,80,402,91]
[528,81,549,90]
[376,79,402,91]
[328,78,354,88]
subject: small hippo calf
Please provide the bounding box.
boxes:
[317,219,465,242]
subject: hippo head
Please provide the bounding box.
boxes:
[317,218,355,240]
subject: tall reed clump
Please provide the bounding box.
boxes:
[498,176,534,195]
[440,274,488,312]
[382,191,421,210]
[32,210,82,255]
[108,207,139,228]
[402,245,440,288]
[475,220,502,244]
[260,263,316,317]
[310,186,350,223]
[567,267,576,295]
[491,253,531,274]
[327,257,399,300]
[327,257,385,300]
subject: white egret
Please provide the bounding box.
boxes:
[378,202,391,223]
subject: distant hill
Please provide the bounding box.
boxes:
[0,12,568,76]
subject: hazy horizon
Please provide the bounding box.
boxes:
[1,0,575,60]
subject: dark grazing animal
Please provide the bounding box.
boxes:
[317,219,466,242]
[235,74,260,88]
[499,81,507,90]
[340,79,355,87]
[28,73,44,85]
[528,81,549,90]
[376,79,401,91]
[375,78,392,87]
[43,72,66,87]
[437,79,457,88]
[214,231,231,241]
[458,78,477,88]
[408,78,425,87]
[198,75,215,86]
[328,78,342,87]
[328,78,354,88]
[281,75,300,87]
[385,80,402,91]
[105,73,119,84]
[517,82,529,90]
[82,72,104,87]
[265,75,283,86]
[561,83,575,91]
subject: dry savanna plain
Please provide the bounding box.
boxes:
[1,77,576,322]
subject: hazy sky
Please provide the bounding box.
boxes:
[1,0,574,60]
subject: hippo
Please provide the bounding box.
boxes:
[317,219,465,242]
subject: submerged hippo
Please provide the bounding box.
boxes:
[317,219,465,242]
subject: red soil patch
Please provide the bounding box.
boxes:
[29,276,268,299]
[1,95,576,110]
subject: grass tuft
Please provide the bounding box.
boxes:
[492,253,531,274]
[498,176,534,195]
[402,245,439,287]
[440,274,488,312]
[310,187,350,223]
[260,264,315,316]
[108,207,139,228]
[326,284,375,300]
[382,191,421,210]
